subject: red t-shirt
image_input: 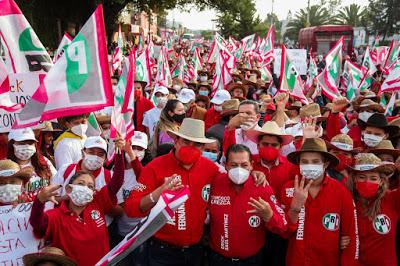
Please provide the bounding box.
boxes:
[209,173,287,259]
[252,155,297,201]
[357,189,400,266]
[204,107,221,130]
[135,96,154,132]
[44,187,115,266]
[124,152,219,246]
[280,176,359,266]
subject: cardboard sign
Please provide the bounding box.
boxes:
[0,73,43,132]
[274,49,307,76]
[96,188,190,266]
[0,203,41,265]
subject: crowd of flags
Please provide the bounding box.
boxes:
[0,0,400,140]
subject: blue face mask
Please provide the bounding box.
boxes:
[203,151,218,162]
[198,90,209,96]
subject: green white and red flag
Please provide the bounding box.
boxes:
[53,33,72,63]
[191,47,203,80]
[111,24,123,74]
[242,34,255,52]
[361,46,377,75]
[86,112,102,137]
[381,63,400,92]
[305,55,318,90]
[171,54,186,80]
[341,60,362,100]
[155,47,172,88]
[0,56,23,111]
[136,47,152,85]
[260,64,273,83]
[384,92,397,116]
[323,37,343,97]
[383,40,400,74]
[371,46,388,66]
[261,25,275,64]
[212,50,232,92]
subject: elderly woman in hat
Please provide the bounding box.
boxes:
[345,153,399,266]
[281,138,358,266]
[0,159,33,205]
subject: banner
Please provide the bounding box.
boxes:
[0,203,41,265]
[274,49,307,76]
[96,188,190,266]
[15,5,113,128]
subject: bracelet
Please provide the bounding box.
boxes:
[149,193,156,203]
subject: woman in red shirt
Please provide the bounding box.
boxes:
[347,153,399,266]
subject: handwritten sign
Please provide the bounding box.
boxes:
[274,49,307,76]
[0,203,41,265]
[0,73,43,133]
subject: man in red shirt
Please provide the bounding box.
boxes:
[208,144,287,265]
[204,90,231,130]
[134,80,154,132]
[124,118,266,266]
[281,138,359,266]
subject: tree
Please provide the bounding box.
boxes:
[334,4,367,27]
[216,0,261,39]
[285,5,333,41]
[254,13,283,42]
[368,0,400,40]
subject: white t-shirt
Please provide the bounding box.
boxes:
[54,137,85,169]
[142,107,162,139]
[116,168,145,236]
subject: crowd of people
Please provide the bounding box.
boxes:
[0,38,399,266]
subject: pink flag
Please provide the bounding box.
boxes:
[212,51,232,92]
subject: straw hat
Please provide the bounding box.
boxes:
[198,81,212,91]
[95,114,111,125]
[231,69,244,81]
[243,74,258,87]
[221,99,240,117]
[326,134,356,153]
[23,247,77,266]
[250,68,261,79]
[369,140,400,158]
[358,99,385,113]
[299,103,326,121]
[41,121,62,132]
[287,138,339,166]
[0,159,32,181]
[286,101,302,110]
[168,118,215,144]
[347,153,395,175]
[226,81,248,97]
[247,121,293,145]
[357,113,399,136]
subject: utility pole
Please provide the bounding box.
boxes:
[271,0,274,25]
[306,0,311,27]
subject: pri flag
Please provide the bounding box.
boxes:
[383,40,400,74]
[111,24,123,74]
[384,92,396,116]
[371,46,388,66]
[242,34,255,52]
[96,188,190,266]
[305,56,318,90]
[381,64,400,92]
[323,37,343,97]
[260,25,275,64]
[279,45,308,104]
[0,0,53,73]
[260,64,273,83]
[155,47,172,87]
[341,60,362,100]
[361,46,377,75]
[191,47,203,80]
[53,33,73,63]
[171,54,186,80]
[86,112,102,137]
[14,5,113,128]
[136,48,152,85]
[212,51,232,92]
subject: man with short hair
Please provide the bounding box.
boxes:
[223,100,261,155]
[134,80,154,133]
[143,86,169,139]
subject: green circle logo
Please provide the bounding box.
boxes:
[322,213,340,231]
[373,214,391,234]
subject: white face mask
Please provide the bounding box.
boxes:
[228,167,250,185]
[133,150,145,161]
[71,123,88,138]
[68,184,94,206]
[240,121,257,131]
[156,96,168,108]
[214,105,223,112]
[173,85,182,92]
[14,144,36,161]
[0,184,22,203]
[83,153,104,170]
[300,164,325,180]
[358,111,373,122]
[362,133,383,147]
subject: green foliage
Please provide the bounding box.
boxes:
[285,5,334,40]
[367,0,400,40]
[334,4,367,27]
[254,13,282,41]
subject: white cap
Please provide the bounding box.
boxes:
[177,88,195,104]
[84,136,107,152]
[286,123,303,138]
[211,90,231,105]
[131,131,148,149]
[8,128,37,142]
[154,85,169,96]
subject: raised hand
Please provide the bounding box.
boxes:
[332,97,349,113]
[162,174,184,192]
[247,197,274,222]
[275,92,289,109]
[290,175,313,211]
[302,116,320,139]
[37,185,61,204]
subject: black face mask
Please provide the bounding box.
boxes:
[172,113,186,123]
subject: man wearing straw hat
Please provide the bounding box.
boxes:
[125,118,266,266]
[281,138,359,266]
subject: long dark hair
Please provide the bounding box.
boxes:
[8,140,52,179]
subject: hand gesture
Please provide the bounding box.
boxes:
[115,135,126,152]
[290,175,313,210]
[247,197,273,222]
[251,171,268,187]
[162,174,184,192]
[302,117,320,139]
[332,97,349,113]
[37,185,61,205]
[124,139,136,162]
[275,92,289,109]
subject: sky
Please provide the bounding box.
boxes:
[167,0,370,30]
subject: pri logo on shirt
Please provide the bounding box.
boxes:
[91,210,101,220]
[248,215,261,228]
[373,214,391,234]
[322,213,340,231]
[201,184,211,202]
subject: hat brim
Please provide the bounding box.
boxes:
[287,150,339,167]
[368,148,400,158]
[357,119,400,136]
[3,167,33,182]
[247,129,293,146]
[167,130,216,144]
[220,110,238,117]
[325,141,357,154]
[347,163,396,175]
[23,253,77,266]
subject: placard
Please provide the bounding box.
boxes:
[274,49,307,76]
